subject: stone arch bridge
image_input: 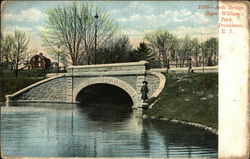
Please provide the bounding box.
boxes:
[6,61,166,108]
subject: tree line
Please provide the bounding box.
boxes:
[41,2,218,67]
[143,30,218,68]
[0,2,218,78]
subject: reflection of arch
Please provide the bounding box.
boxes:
[74,77,138,105]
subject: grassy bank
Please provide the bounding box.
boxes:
[0,77,45,102]
[144,73,218,129]
[0,69,66,78]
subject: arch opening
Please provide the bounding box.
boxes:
[73,77,138,107]
[76,83,133,106]
[76,84,134,121]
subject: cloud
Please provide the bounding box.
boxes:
[2,25,33,33]
[190,12,210,23]
[119,25,218,48]
[117,14,139,22]
[117,9,210,27]
[130,14,141,21]
[127,2,154,14]
[160,9,209,23]
[35,26,44,32]
[170,25,218,39]
[108,9,120,15]
[3,8,43,22]
[2,25,44,47]
[180,9,192,16]
[119,29,144,37]
[117,14,141,22]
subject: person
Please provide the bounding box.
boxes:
[141,81,149,102]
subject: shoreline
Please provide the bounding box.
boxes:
[142,114,218,135]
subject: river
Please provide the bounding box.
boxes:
[1,103,217,158]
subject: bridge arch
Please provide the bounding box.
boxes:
[73,77,138,106]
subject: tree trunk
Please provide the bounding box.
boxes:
[15,66,18,78]
[15,56,19,78]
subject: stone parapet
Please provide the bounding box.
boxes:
[146,71,166,99]
[192,66,218,73]
[151,66,218,74]
[65,70,145,77]
[67,61,148,73]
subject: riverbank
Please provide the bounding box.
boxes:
[142,115,218,135]
[144,73,218,130]
[0,77,45,102]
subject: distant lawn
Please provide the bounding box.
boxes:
[0,68,65,102]
[0,77,45,102]
[144,73,218,129]
[0,69,65,78]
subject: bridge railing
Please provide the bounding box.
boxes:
[67,61,149,73]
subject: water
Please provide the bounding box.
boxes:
[1,103,218,158]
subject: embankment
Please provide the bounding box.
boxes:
[144,73,218,132]
[0,77,44,102]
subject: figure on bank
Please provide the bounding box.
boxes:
[141,81,149,102]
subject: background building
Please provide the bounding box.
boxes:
[30,53,51,69]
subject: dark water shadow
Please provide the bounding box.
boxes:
[77,103,132,122]
[142,119,218,156]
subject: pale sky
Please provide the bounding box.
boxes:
[1,1,218,58]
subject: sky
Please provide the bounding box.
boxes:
[1,1,218,58]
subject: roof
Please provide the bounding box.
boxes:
[31,54,50,61]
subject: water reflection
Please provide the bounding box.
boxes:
[1,104,217,158]
[77,103,132,122]
[142,119,218,158]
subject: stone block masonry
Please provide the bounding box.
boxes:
[6,61,166,109]
[11,77,68,102]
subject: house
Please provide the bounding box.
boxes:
[30,53,51,69]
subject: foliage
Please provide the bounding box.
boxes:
[202,37,218,66]
[144,73,218,128]
[144,29,218,67]
[42,2,117,65]
[131,42,154,61]
[191,38,201,67]
[144,30,177,65]
[97,35,133,63]
[1,33,14,66]
[177,35,194,67]
[0,30,30,77]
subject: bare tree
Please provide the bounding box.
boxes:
[42,2,117,65]
[1,33,14,67]
[177,35,195,67]
[12,30,29,77]
[144,30,177,67]
[191,38,201,67]
[1,31,29,74]
[203,37,218,66]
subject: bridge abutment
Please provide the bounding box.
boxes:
[6,61,165,109]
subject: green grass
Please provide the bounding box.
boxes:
[0,77,45,102]
[144,73,218,129]
[0,69,66,78]
[0,68,66,102]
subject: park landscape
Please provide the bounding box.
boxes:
[1,1,218,158]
